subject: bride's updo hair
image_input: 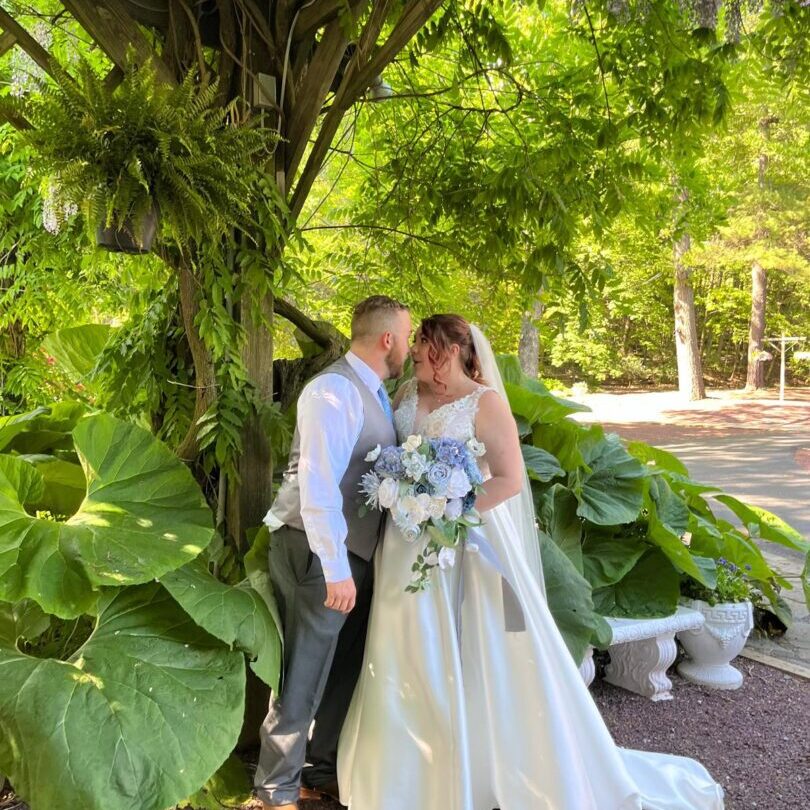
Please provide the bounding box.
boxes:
[419,314,484,386]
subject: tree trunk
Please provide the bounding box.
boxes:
[228,286,275,550]
[745,260,767,391]
[518,298,543,378]
[673,232,705,400]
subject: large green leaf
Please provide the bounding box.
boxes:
[0,585,245,810]
[533,420,601,472]
[42,324,113,381]
[688,513,790,591]
[627,441,689,477]
[0,413,214,618]
[0,409,49,453]
[162,556,282,690]
[0,599,50,648]
[245,526,284,640]
[541,532,603,664]
[521,444,565,483]
[178,754,252,810]
[537,484,583,571]
[505,382,590,427]
[25,457,86,516]
[497,356,589,422]
[644,485,714,586]
[592,549,680,618]
[0,402,85,454]
[581,531,648,589]
[0,456,44,505]
[714,495,809,552]
[572,433,646,525]
[648,476,689,536]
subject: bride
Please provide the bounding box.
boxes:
[337,314,724,810]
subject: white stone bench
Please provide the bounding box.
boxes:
[579,606,705,701]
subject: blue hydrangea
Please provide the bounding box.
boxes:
[374,446,407,479]
[429,437,467,467]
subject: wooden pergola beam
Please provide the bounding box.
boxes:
[294,0,348,43]
[0,9,60,78]
[0,29,16,58]
[60,0,176,85]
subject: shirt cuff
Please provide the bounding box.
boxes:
[262,509,285,531]
[320,551,352,583]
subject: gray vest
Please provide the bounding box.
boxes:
[270,356,396,561]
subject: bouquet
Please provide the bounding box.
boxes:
[360,434,486,592]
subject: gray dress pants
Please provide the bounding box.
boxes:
[254,526,374,806]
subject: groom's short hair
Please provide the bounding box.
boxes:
[351,295,409,341]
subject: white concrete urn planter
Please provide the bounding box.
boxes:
[676,598,754,689]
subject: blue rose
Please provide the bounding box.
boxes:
[426,461,452,494]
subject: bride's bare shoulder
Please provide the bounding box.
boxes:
[475,387,513,423]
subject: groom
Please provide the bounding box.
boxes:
[254,295,412,809]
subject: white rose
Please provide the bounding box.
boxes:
[378,477,400,509]
[403,452,429,481]
[466,437,486,457]
[438,547,456,569]
[400,494,427,524]
[425,551,439,566]
[428,496,447,520]
[445,468,471,499]
[416,492,434,518]
[443,497,463,521]
[402,434,423,453]
[364,444,382,462]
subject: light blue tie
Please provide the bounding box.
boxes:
[377,384,394,422]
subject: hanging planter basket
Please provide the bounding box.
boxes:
[96,206,158,254]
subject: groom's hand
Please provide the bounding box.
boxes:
[325,577,356,613]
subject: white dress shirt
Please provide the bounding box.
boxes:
[264,352,384,583]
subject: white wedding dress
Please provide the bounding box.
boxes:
[337,377,724,810]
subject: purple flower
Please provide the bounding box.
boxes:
[374,445,406,479]
[430,437,467,467]
[426,461,452,493]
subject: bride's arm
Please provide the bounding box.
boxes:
[473,390,524,513]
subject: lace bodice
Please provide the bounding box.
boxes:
[394,378,494,443]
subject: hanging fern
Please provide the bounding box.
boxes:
[9,56,279,245]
